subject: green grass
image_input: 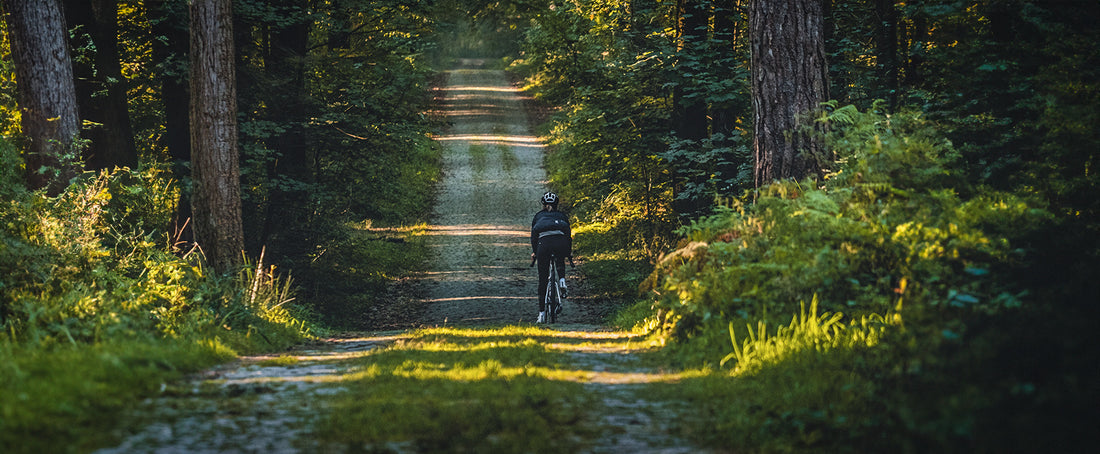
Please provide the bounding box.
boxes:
[311,326,646,453]
[0,339,235,454]
[469,143,489,173]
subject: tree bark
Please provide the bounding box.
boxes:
[750,0,829,187]
[903,4,928,88]
[190,0,243,272]
[1,0,82,195]
[64,0,138,171]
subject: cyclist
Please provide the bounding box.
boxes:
[531,191,572,323]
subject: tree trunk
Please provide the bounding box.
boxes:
[1,0,82,195]
[823,0,849,102]
[63,0,138,171]
[875,0,899,110]
[750,0,829,187]
[327,2,351,49]
[670,0,711,214]
[674,0,709,142]
[262,0,313,255]
[628,0,657,47]
[711,0,745,140]
[190,0,243,272]
[903,4,928,87]
[149,0,194,245]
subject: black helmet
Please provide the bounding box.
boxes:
[541,191,559,205]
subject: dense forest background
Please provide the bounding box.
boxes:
[1,0,1097,452]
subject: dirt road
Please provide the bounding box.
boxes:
[418,59,549,325]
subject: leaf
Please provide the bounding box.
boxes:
[964,267,989,276]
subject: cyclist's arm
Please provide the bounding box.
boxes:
[531,214,539,255]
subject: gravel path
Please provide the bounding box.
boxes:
[94,60,710,454]
[418,59,549,325]
[417,59,709,453]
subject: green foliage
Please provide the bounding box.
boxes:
[515,0,753,221]
[0,165,312,348]
[720,296,891,377]
[628,103,1097,452]
[0,159,313,450]
[645,107,1049,351]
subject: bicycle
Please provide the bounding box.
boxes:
[531,253,574,323]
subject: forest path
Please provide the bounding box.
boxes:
[416,58,548,325]
[95,60,708,454]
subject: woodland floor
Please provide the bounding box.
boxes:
[94,60,712,454]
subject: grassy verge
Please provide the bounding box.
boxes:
[0,339,236,453]
[301,220,432,329]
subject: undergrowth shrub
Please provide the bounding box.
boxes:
[633,105,1095,452]
[644,105,1051,361]
[1,159,314,452]
[1,166,312,349]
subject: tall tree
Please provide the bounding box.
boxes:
[673,0,709,142]
[1,0,81,194]
[750,0,829,186]
[874,0,899,110]
[670,0,711,214]
[149,0,194,245]
[710,0,747,140]
[190,0,243,272]
[261,0,313,254]
[63,0,138,171]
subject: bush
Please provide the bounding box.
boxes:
[633,105,1097,452]
[644,106,1050,354]
[0,159,314,451]
[1,166,312,348]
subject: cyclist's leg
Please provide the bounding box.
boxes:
[535,241,552,315]
[548,260,559,322]
[550,237,569,302]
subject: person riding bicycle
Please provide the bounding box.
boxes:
[531,191,572,323]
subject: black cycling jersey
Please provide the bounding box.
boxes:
[530,209,571,254]
[531,208,572,314]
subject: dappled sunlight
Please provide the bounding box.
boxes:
[434,134,546,148]
[324,331,685,386]
[421,223,527,236]
[424,296,530,303]
[441,85,521,93]
[312,326,682,385]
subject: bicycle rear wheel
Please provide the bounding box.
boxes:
[546,262,559,323]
